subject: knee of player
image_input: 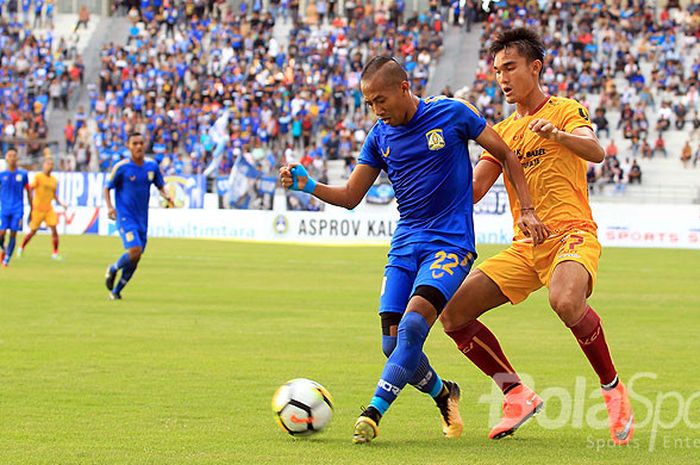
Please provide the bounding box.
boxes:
[439,303,468,332]
[397,311,431,345]
[129,248,143,263]
[439,286,489,332]
[548,292,586,325]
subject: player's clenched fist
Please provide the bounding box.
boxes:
[278,164,295,189]
[528,118,560,141]
[278,164,317,193]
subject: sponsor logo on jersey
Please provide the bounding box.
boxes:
[381,146,391,158]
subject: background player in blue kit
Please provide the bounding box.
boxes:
[104,132,173,300]
[279,57,548,443]
[0,148,32,268]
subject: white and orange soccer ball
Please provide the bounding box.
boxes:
[271,378,334,436]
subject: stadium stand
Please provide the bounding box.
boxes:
[50,0,446,211]
[5,1,699,207]
[0,0,99,166]
[462,1,700,203]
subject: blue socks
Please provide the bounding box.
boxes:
[111,252,139,295]
[370,312,431,415]
[5,235,16,262]
[111,252,132,273]
[382,335,443,397]
[113,260,137,295]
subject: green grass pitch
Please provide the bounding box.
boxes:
[1,235,698,464]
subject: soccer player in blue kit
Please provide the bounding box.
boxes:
[104,132,173,300]
[0,148,32,268]
[279,57,548,443]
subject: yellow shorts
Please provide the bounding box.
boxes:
[478,230,601,304]
[29,209,58,230]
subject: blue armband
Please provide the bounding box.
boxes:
[291,165,317,194]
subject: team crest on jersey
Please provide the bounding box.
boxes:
[148,171,154,181]
[16,174,22,182]
[425,129,445,150]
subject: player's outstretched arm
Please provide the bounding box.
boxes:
[476,125,549,245]
[103,187,116,220]
[472,158,502,204]
[158,187,174,208]
[54,191,67,210]
[529,119,605,163]
[25,182,33,215]
[279,163,380,210]
[25,182,33,205]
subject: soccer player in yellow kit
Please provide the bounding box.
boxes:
[19,157,66,259]
[440,28,634,445]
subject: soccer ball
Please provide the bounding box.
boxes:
[271,378,334,436]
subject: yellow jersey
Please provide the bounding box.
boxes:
[31,172,58,212]
[482,96,597,240]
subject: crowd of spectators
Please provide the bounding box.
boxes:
[463,0,700,195]
[68,0,446,210]
[0,0,87,165]
[13,0,699,208]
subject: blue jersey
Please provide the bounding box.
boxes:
[107,158,164,231]
[358,96,486,252]
[0,169,29,214]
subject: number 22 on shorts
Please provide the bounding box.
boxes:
[430,250,473,279]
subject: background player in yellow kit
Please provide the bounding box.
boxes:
[19,157,67,259]
[440,28,634,445]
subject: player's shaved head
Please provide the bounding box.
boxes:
[360,56,416,126]
[360,56,408,88]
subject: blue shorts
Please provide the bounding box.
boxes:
[117,218,147,251]
[379,242,476,314]
[0,210,23,232]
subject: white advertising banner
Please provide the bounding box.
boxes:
[592,203,700,249]
[61,202,700,249]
